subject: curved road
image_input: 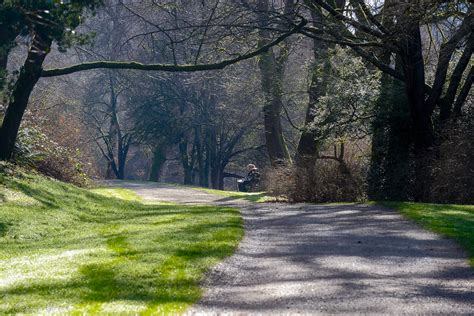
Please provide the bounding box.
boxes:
[107,181,474,315]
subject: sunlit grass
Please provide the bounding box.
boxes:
[383,202,474,267]
[0,165,243,314]
[196,187,280,203]
[90,187,143,202]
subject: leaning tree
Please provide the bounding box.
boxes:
[0,0,306,161]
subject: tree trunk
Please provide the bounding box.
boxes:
[0,23,17,90]
[0,29,52,160]
[149,143,167,182]
[210,164,225,190]
[400,20,434,202]
[179,141,194,185]
[296,2,345,165]
[116,140,129,180]
[195,128,209,187]
[368,0,413,201]
[218,167,225,190]
[296,10,331,163]
[210,165,219,189]
[257,0,291,165]
[384,77,412,200]
[262,96,290,165]
[367,85,389,200]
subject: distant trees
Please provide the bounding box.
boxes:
[82,72,134,180]
[0,0,304,162]
[132,67,262,189]
[1,0,471,203]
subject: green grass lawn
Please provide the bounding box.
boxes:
[384,202,474,267]
[196,187,274,203]
[0,165,243,314]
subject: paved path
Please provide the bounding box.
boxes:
[107,181,474,315]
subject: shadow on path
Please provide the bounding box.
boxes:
[106,181,474,314]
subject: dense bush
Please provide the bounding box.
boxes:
[264,154,367,203]
[430,118,474,204]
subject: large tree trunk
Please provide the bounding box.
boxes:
[296,1,345,165]
[383,78,412,200]
[262,95,290,165]
[399,19,434,202]
[0,29,52,161]
[295,11,331,163]
[257,0,292,165]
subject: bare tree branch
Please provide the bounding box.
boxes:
[41,20,306,77]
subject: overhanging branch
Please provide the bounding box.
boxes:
[41,20,306,78]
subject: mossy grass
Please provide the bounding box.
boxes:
[382,201,474,267]
[0,164,243,314]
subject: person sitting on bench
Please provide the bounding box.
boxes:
[238,164,260,192]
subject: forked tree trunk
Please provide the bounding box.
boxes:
[0,29,52,160]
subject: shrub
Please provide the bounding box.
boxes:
[264,153,367,203]
[13,127,91,187]
[430,119,474,204]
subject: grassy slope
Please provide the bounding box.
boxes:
[384,202,474,267]
[0,166,243,314]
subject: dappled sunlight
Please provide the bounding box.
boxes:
[190,203,474,314]
[0,172,243,314]
[0,248,103,289]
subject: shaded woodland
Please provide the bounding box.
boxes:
[1,0,472,203]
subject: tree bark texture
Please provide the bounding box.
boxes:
[257,0,292,165]
[399,17,434,202]
[0,29,52,160]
